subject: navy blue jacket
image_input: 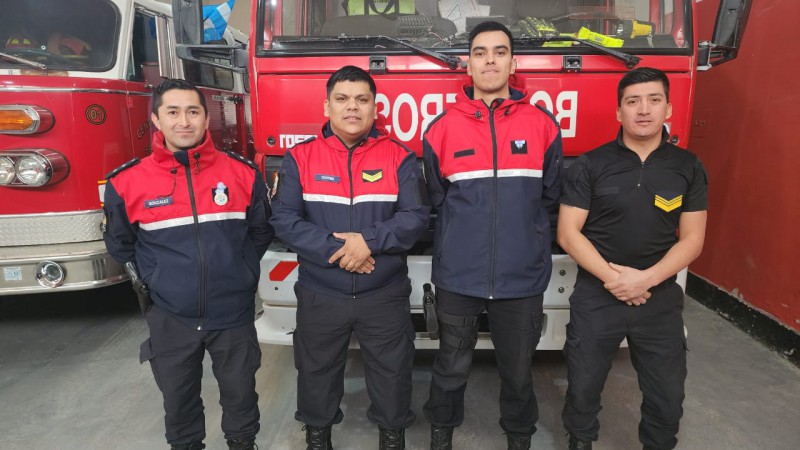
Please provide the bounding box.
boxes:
[423,78,563,299]
[103,131,274,330]
[270,123,430,297]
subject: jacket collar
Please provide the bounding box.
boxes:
[151,130,218,171]
[454,74,530,117]
[319,121,388,153]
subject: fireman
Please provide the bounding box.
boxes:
[270,65,430,450]
[422,21,563,450]
[558,67,708,450]
[103,79,274,450]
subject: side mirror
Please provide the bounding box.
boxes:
[697,0,752,70]
[172,0,203,46]
[175,43,247,73]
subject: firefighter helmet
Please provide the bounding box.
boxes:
[47,33,92,60]
[5,34,38,50]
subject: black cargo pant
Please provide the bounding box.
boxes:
[293,278,416,430]
[562,275,687,450]
[423,288,544,436]
[140,305,262,446]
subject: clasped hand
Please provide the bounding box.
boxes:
[604,262,653,306]
[328,232,375,274]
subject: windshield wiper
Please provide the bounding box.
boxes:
[516,36,640,68]
[366,35,463,70]
[282,34,461,70]
[0,51,48,70]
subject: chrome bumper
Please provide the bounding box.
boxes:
[0,241,127,295]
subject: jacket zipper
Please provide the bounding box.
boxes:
[347,144,357,298]
[185,163,207,330]
[488,104,498,300]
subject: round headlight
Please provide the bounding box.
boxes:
[15,154,51,186]
[35,261,66,288]
[0,157,15,185]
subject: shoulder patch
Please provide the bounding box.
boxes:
[223,150,258,170]
[298,136,316,146]
[388,138,415,155]
[534,104,560,128]
[105,158,140,179]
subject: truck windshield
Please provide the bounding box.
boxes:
[258,0,689,54]
[0,0,118,71]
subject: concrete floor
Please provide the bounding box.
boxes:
[0,285,798,450]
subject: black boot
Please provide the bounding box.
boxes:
[568,434,593,450]
[430,425,453,450]
[227,436,257,450]
[170,442,205,450]
[506,433,531,450]
[303,425,333,450]
[379,427,405,450]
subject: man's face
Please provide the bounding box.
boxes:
[324,80,377,147]
[151,89,209,152]
[467,30,516,100]
[616,81,672,143]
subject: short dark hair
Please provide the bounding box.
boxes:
[469,21,514,56]
[151,79,208,116]
[617,67,670,106]
[326,65,376,98]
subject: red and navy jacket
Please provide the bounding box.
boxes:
[103,130,274,330]
[270,121,430,297]
[423,75,563,299]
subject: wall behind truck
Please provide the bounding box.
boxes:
[690,0,800,334]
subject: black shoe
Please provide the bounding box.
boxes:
[568,434,592,450]
[170,442,205,450]
[430,425,453,450]
[507,433,531,450]
[379,427,405,450]
[303,424,333,450]
[227,437,258,450]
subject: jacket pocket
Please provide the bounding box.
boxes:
[437,204,455,260]
[242,255,258,291]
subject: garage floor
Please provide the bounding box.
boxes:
[0,286,798,450]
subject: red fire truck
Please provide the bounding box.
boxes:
[174,0,749,349]
[0,0,251,295]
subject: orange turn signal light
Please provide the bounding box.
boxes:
[0,109,34,131]
[0,106,54,134]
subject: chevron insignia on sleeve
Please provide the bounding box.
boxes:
[654,194,683,212]
[362,169,383,182]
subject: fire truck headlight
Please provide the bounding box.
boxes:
[0,157,15,185]
[15,154,51,186]
[35,261,66,288]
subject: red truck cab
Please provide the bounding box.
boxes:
[173,0,750,348]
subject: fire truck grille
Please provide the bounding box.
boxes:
[0,211,104,246]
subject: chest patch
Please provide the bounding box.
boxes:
[654,193,683,212]
[212,182,229,206]
[511,140,528,154]
[315,174,340,183]
[145,197,174,209]
[362,169,383,183]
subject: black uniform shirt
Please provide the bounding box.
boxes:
[561,128,708,271]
